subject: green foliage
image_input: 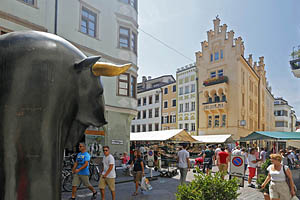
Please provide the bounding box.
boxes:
[176,168,240,200]
[256,159,271,193]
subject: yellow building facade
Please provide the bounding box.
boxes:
[196,18,274,140]
[161,82,177,130]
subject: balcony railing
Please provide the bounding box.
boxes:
[203,101,227,112]
[203,76,228,87]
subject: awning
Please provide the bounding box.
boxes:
[192,134,234,144]
[240,131,300,141]
[286,140,300,149]
[130,129,197,142]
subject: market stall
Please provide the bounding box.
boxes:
[192,134,235,144]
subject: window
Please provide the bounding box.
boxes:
[214,52,219,61]
[208,97,212,103]
[221,115,226,127]
[137,125,140,132]
[131,125,135,132]
[148,109,152,118]
[119,27,130,48]
[118,73,129,96]
[155,123,159,131]
[220,50,223,59]
[149,96,152,104]
[179,124,183,129]
[218,69,223,77]
[172,99,176,107]
[81,7,97,37]
[185,86,189,94]
[164,88,168,94]
[142,124,146,132]
[131,32,137,53]
[191,102,195,111]
[172,115,176,123]
[179,104,183,112]
[191,123,195,131]
[210,54,213,62]
[155,108,159,117]
[164,116,169,124]
[185,103,189,112]
[143,97,146,106]
[155,94,159,103]
[208,116,212,128]
[22,0,34,5]
[214,115,220,127]
[191,84,195,93]
[137,111,141,119]
[148,124,152,131]
[185,123,189,131]
[173,85,176,92]
[164,101,168,108]
[210,71,216,78]
[137,99,141,106]
[214,94,220,102]
[221,94,226,102]
[130,76,136,98]
[143,110,146,119]
[179,87,183,95]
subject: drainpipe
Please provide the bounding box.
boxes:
[258,78,260,130]
[54,0,58,34]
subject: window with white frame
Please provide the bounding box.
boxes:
[155,108,159,117]
[164,116,169,124]
[155,123,159,131]
[191,84,195,93]
[155,94,159,103]
[148,124,152,131]
[164,101,168,108]
[172,115,176,123]
[149,95,152,104]
[137,111,140,119]
[185,103,189,112]
[185,123,189,131]
[191,102,195,111]
[179,104,183,113]
[179,87,183,95]
[179,124,183,129]
[185,86,189,94]
[191,123,195,131]
[142,124,146,132]
[148,109,152,118]
[119,27,130,49]
[118,73,129,96]
[142,110,146,119]
[143,97,146,106]
[81,7,97,38]
[137,98,141,106]
[208,116,212,128]
[137,125,140,132]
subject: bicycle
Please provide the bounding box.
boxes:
[89,160,100,182]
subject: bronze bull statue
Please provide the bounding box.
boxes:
[0,31,131,200]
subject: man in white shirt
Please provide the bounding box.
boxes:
[177,144,190,184]
[232,146,242,156]
[215,144,222,165]
[99,146,116,200]
[260,148,266,163]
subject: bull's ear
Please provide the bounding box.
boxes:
[92,62,132,77]
[74,56,101,72]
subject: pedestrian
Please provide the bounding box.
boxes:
[217,147,229,179]
[70,143,97,200]
[99,146,116,200]
[232,146,242,156]
[215,144,222,165]
[260,147,267,163]
[177,143,190,184]
[241,148,248,174]
[129,150,145,196]
[248,148,261,188]
[203,145,215,175]
[261,154,296,200]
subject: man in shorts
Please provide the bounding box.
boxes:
[99,146,116,200]
[217,147,229,179]
[203,145,215,175]
[70,143,97,200]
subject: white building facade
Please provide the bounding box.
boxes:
[274,98,296,132]
[176,64,198,135]
[0,0,139,154]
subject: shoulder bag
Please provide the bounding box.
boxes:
[282,165,297,194]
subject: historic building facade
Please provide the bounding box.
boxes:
[176,64,198,135]
[161,82,177,130]
[274,98,297,132]
[131,75,175,132]
[196,17,274,139]
[0,0,139,154]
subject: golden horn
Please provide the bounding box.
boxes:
[92,62,132,77]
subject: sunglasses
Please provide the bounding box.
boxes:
[103,149,109,152]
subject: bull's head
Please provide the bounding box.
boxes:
[66,56,131,147]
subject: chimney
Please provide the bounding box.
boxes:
[142,76,147,82]
[248,54,253,67]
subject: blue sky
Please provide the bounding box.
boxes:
[137,0,300,119]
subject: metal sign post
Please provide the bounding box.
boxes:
[229,155,245,187]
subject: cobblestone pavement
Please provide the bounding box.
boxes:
[62,168,265,200]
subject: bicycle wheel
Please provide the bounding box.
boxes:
[62,173,73,192]
[92,166,100,181]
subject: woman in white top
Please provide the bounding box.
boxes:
[261,154,296,200]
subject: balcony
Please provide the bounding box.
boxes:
[203,101,227,113]
[290,48,300,78]
[203,76,228,87]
